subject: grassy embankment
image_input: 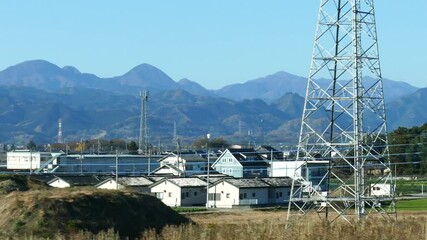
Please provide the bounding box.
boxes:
[396,178,427,195]
[397,198,427,211]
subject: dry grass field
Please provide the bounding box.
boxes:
[140,209,427,240]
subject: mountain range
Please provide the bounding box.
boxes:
[0,60,424,146]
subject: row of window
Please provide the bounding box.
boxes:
[221,168,233,174]
[221,158,234,163]
[158,191,289,201]
[181,191,198,199]
[156,191,199,200]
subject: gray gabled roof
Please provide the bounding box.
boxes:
[260,177,293,187]
[168,178,207,187]
[220,178,270,188]
[151,164,184,175]
[96,176,154,188]
[149,177,207,188]
[117,176,153,186]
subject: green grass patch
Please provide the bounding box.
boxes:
[173,207,207,213]
[396,198,427,211]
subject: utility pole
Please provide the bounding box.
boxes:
[138,90,149,154]
[206,133,211,208]
[58,118,63,144]
[115,148,119,190]
[29,150,32,175]
[287,0,396,225]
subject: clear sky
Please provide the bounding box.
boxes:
[0,1,425,90]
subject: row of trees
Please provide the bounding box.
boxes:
[15,137,231,155]
[389,123,427,175]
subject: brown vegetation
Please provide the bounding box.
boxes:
[0,176,190,239]
[141,210,427,240]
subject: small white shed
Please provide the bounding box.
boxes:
[150,177,207,207]
[207,178,270,208]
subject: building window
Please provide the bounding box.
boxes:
[228,158,233,162]
[222,169,226,173]
[240,193,247,199]
[222,158,226,162]
[229,169,233,174]
[226,193,230,198]
[252,192,256,197]
[209,193,221,201]
[194,191,198,196]
[168,192,172,197]
[186,192,189,197]
[279,192,283,197]
[155,192,164,200]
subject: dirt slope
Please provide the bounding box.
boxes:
[0,176,189,239]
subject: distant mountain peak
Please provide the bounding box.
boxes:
[8,59,61,73]
[125,63,162,75]
[62,66,81,74]
[177,78,216,97]
[117,63,179,90]
[178,78,192,84]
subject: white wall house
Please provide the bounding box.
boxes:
[151,164,184,176]
[157,153,209,176]
[212,148,269,178]
[47,176,101,188]
[150,178,207,207]
[269,161,304,178]
[95,178,125,190]
[260,177,293,204]
[370,183,392,196]
[47,177,71,188]
[269,160,329,192]
[207,178,270,208]
[96,176,153,193]
[7,150,60,171]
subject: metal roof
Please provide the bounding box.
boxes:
[168,178,207,187]
[260,177,293,187]
[221,178,270,188]
[117,176,153,186]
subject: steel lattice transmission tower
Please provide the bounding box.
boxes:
[287,0,396,224]
[57,118,63,144]
[138,90,149,154]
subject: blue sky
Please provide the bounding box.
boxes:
[0,1,425,89]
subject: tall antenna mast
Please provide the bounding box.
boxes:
[57,118,63,144]
[173,122,177,148]
[287,0,396,224]
[138,90,149,154]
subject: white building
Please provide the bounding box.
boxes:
[370,183,392,196]
[7,150,61,171]
[157,153,210,176]
[47,175,101,188]
[269,160,329,191]
[260,177,293,204]
[96,176,153,193]
[150,177,207,207]
[207,178,270,208]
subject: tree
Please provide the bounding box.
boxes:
[128,141,138,155]
[27,140,36,151]
[192,137,229,150]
